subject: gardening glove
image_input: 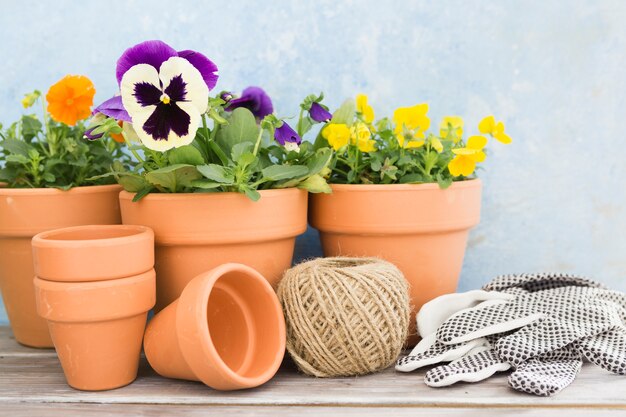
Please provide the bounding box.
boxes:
[397,273,626,395]
[397,273,594,372]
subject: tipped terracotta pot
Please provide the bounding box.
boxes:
[144,263,286,390]
[0,184,122,347]
[32,225,155,391]
[309,180,482,343]
[119,189,307,311]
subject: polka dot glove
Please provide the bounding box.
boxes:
[396,273,626,396]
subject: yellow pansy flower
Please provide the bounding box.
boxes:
[350,122,376,153]
[448,135,487,176]
[478,115,512,144]
[393,103,430,148]
[356,94,375,123]
[439,116,464,143]
[322,123,351,150]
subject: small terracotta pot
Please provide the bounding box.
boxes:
[119,189,307,311]
[0,184,122,347]
[309,180,481,343]
[143,263,286,390]
[32,225,155,391]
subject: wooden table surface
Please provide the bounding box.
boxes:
[0,326,624,416]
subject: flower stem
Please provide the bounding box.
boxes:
[122,130,144,164]
[41,98,54,156]
[253,127,264,156]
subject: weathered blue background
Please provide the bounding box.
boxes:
[1,0,625,323]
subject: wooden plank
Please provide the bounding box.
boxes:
[2,403,625,417]
[0,326,56,357]
[0,354,625,408]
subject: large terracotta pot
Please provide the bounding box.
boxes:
[309,180,481,342]
[32,225,155,391]
[0,184,122,347]
[119,189,308,311]
[144,263,285,390]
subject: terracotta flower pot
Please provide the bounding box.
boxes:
[32,225,156,391]
[0,184,122,347]
[144,263,286,390]
[119,189,307,311]
[309,180,482,342]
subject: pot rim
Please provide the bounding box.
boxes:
[119,187,305,201]
[0,183,121,196]
[32,224,153,250]
[177,263,286,389]
[326,178,481,192]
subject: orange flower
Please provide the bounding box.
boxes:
[46,75,96,126]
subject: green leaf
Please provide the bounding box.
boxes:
[261,165,309,181]
[297,174,331,193]
[215,107,260,153]
[436,173,453,189]
[118,174,148,192]
[42,172,56,183]
[5,154,30,164]
[145,164,201,192]
[399,173,425,184]
[242,187,261,201]
[191,179,224,189]
[197,164,235,183]
[1,138,33,157]
[132,186,154,202]
[167,145,205,166]
[231,142,257,167]
[20,115,42,141]
[307,148,333,176]
[331,99,356,125]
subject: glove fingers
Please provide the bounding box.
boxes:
[483,272,605,292]
[417,290,513,337]
[424,348,511,387]
[436,300,543,345]
[575,328,626,375]
[396,335,487,372]
[508,348,582,396]
[496,302,622,366]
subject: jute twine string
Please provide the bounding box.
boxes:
[277,257,410,377]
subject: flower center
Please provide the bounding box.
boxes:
[65,98,74,106]
[160,93,171,105]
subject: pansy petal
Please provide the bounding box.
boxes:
[309,102,332,122]
[471,151,487,162]
[177,50,219,90]
[467,135,488,150]
[159,57,209,114]
[478,115,495,134]
[495,132,512,144]
[116,40,178,85]
[120,63,161,116]
[93,95,131,122]
[226,86,273,119]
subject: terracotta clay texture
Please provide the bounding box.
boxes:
[119,189,307,311]
[309,180,482,343]
[0,184,122,347]
[144,263,286,390]
[33,225,155,391]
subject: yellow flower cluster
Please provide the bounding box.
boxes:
[322,93,512,179]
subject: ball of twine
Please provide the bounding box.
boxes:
[277,257,410,377]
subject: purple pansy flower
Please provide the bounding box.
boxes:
[121,56,209,151]
[92,96,131,122]
[309,102,332,123]
[225,86,273,119]
[274,121,302,151]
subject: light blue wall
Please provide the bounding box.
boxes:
[1,0,625,323]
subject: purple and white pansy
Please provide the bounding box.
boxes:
[274,121,302,152]
[94,40,219,152]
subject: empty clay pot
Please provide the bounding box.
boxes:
[119,189,307,311]
[309,180,482,343]
[0,184,122,347]
[144,263,286,390]
[32,225,155,391]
